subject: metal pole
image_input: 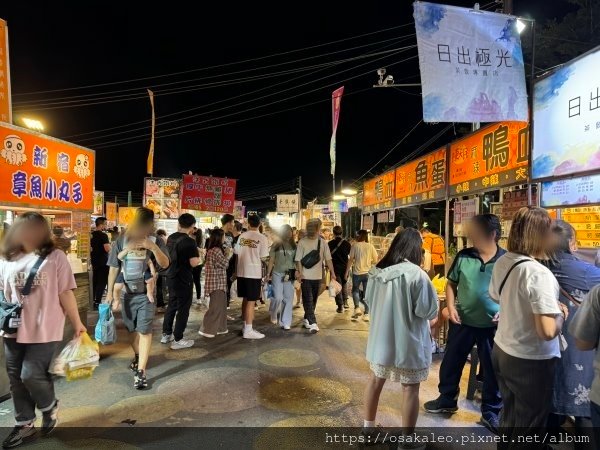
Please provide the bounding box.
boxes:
[528,19,536,206]
[127,191,132,207]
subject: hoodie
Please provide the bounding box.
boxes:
[365,261,439,369]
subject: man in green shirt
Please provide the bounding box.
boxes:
[424,214,505,433]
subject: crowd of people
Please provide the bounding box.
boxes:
[3,205,600,448]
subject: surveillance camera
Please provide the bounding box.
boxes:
[377,68,387,77]
[384,75,394,85]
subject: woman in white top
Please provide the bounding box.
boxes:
[489,207,568,446]
[346,230,379,321]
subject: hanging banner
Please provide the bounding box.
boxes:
[0,19,11,123]
[449,121,529,195]
[0,123,95,211]
[276,194,299,213]
[414,2,528,123]
[118,206,137,227]
[93,191,104,216]
[532,47,600,180]
[233,201,245,220]
[541,174,600,209]
[105,201,117,222]
[181,174,237,214]
[330,86,344,176]
[363,170,395,213]
[502,188,537,220]
[395,147,446,206]
[143,177,181,219]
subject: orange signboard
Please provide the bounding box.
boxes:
[0,19,11,123]
[449,122,529,195]
[395,148,446,206]
[105,201,117,222]
[0,123,95,211]
[118,207,137,226]
[363,170,395,213]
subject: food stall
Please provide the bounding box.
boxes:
[362,170,396,257]
[0,122,95,332]
[532,46,600,258]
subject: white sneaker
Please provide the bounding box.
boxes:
[363,313,370,322]
[281,325,291,330]
[160,333,174,344]
[243,329,265,340]
[270,315,278,325]
[309,323,320,333]
[217,329,229,335]
[198,331,215,338]
[170,339,194,350]
[303,319,310,329]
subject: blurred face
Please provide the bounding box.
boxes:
[468,222,495,249]
[222,221,234,233]
[15,221,48,252]
[281,227,293,241]
[97,221,107,231]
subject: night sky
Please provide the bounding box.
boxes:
[0,1,577,209]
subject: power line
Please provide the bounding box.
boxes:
[14,22,415,97]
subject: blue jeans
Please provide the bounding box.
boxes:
[270,273,294,327]
[438,323,502,420]
[352,273,369,314]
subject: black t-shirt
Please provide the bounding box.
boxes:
[328,237,352,272]
[90,230,110,267]
[167,232,199,287]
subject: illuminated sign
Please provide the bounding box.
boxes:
[395,147,446,206]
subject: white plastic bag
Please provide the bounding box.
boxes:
[230,279,239,301]
[328,279,342,297]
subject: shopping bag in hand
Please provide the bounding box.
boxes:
[51,332,100,381]
[95,303,116,345]
[328,279,342,297]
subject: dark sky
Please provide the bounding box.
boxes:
[0,0,574,209]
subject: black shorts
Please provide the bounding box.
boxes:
[237,277,262,301]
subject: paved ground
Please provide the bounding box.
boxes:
[0,294,577,449]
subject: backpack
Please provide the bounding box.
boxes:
[164,233,190,279]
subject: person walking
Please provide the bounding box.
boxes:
[267,225,296,330]
[346,230,378,322]
[235,214,269,339]
[547,220,600,434]
[0,212,87,448]
[328,225,351,313]
[489,207,567,449]
[295,219,337,334]
[227,221,243,309]
[154,229,168,313]
[192,228,204,304]
[294,229,306,309]
[161,213,201,349]
[424,214,505,433]
[199,229,231,338]
[107,207,170,390]
[91,216,111,310]
[362,229,438,446]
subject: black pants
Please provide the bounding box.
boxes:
[156,275,166,308]
[437,323,502,420]
[333,267,346,307]
[301,279,321,325]
[492,345,558,449]
[163,282,193,341]
[192,265,202,300]
[92,264,109,305]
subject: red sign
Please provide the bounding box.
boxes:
[181,175,237,213]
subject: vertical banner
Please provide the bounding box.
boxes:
[105,201,117,222]
[0,19,11,123]
[147,89,155,176]
[413,2,527,123]
[93,190,104,216]
[330,86,344,176]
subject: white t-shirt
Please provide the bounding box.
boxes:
[349,242,379,275]
[295,237,332,281]
[489,252,562,360]
[235,230,269,279]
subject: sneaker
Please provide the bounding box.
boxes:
[309,323,320,334]
[352,307,363,319]
[198,331,215,338]
[41,400,59,436]
[217,329,229,335]
[363,313,370,322]
[243,329,265,340]
[303,319,310,329]
[170,339,194,350]
[270,315,278,325]
[2,424,36,448]
[226,306,231,310]
[423,397,458,414]
[336,306,343,313]
[129,358,138,372]
[281,325,291,330]
[343,300,350,309]
[160,333,174,344]
[134,370,148,390]
[480,415,500,435]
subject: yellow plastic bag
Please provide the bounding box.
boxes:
[51,332,99,381]
[431,275,447,295]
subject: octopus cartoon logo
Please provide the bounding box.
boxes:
[74,153,91,179]
[1,135,27,166]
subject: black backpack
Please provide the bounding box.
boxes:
[164,234,190,279]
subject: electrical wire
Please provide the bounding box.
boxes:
[14,22,415,97]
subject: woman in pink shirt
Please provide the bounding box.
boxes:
[0,212,86,448]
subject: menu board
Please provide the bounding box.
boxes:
[533,48,600,180]
[449,122,529,195]
[453,198,479,237]
[502,189,537,220]
[93,191,104,216]
[562,206,600,248]
[363,170,395,213]
[71,211,90,259]
[363,215,374,231]
[181,175,237,214]
[395,148,446,206]
[233,201,245,220]
[143,177,181,219]
[541,174,600,208]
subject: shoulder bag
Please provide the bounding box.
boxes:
[0,255,47,334]
[301,238,322,269]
